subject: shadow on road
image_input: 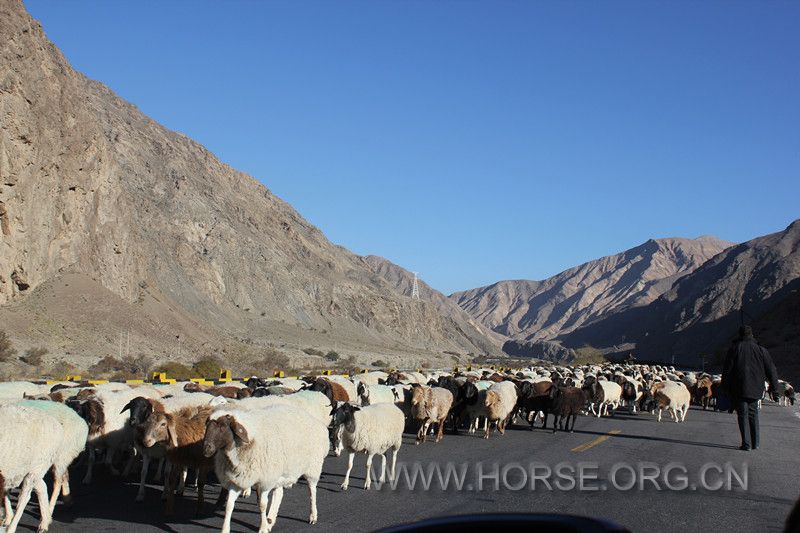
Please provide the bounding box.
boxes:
[566,428,739,449]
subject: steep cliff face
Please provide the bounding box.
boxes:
[0,0,497,366]
[452,236,732,342]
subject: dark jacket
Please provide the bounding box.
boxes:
[722,336,779,400]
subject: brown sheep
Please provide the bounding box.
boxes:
[309,378,351,403]
[183,383,251,399]
[139,405,215,515]
[693,376,714,410]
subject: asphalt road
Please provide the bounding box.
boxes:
[9,402,800,533]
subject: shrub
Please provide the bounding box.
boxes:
[573,345,607,365]
[45,359,78,380]
[371,359,388,368]
[21,346,48,366]
[302,347,324,356]
[154,361,194,380]
[192,357,222,378]
[325,351,340,362]
[89,356,126,375]
[243,347,291,377]
[0,330,17,362]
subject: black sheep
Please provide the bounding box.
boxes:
[549,386,587,433]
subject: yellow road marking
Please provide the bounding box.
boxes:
[571,430,622,452]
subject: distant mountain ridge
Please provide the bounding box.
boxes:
[363,255,504,354]
[451,236,733,343]
[559,220,800,369]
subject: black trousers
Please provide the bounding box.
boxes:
[735,398,760,449]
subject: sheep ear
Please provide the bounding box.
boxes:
[120,400,134,414]
[167,417,179,448]
[231,420,250,444]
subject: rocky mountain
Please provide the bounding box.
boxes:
[0,0,499,371]
[560,220,800,369]
[451,236,732,344]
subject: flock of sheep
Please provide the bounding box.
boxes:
[0,363,796,532]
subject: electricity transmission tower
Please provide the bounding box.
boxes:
[411,272,420,300]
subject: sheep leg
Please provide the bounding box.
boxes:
[48,467,63,514]
[552,414,559,434]
[155,458,165,480]
[60,470,72,507]
[341,452,355,490]
[161,462,171,501]
[484,420,492,440]
[122,451,137,477]
[436,417,446,442]
[379,453,387,483]
[105,448,120,476]
[195,469,206,516]
[365,454,374,490]
[258,487,270,532]
[390,448,399,481]
[176,467,188,496]
[570,414,577,432]
[306,477,318,524]
[7,475,34,533]
[265,486,284,532]
[136,453,150,502]
[164,466,176,516]
[541,411,549,429]
[33,477,52,533]
[220,488,240,533]
[82,447,94,485]
[3,495,12,526]
[657,408,663,422]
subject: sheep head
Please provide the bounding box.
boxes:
[121,396,156,427]
[141,411,177,449]
[70,398,105,437]
[203,414,249,458]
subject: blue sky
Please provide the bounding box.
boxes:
[25,1,800,294]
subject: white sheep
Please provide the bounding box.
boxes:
[331,403,404,490]
[351,371,388,385]
[591,380,623,417]
[0,404,62,533]
[484,381,517,438]
[203,405,329,533]
[230,390,332,425]
[357,383,398,406]
[651,381,691,422]
[0,381,49,400]
[18,400,89,513]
